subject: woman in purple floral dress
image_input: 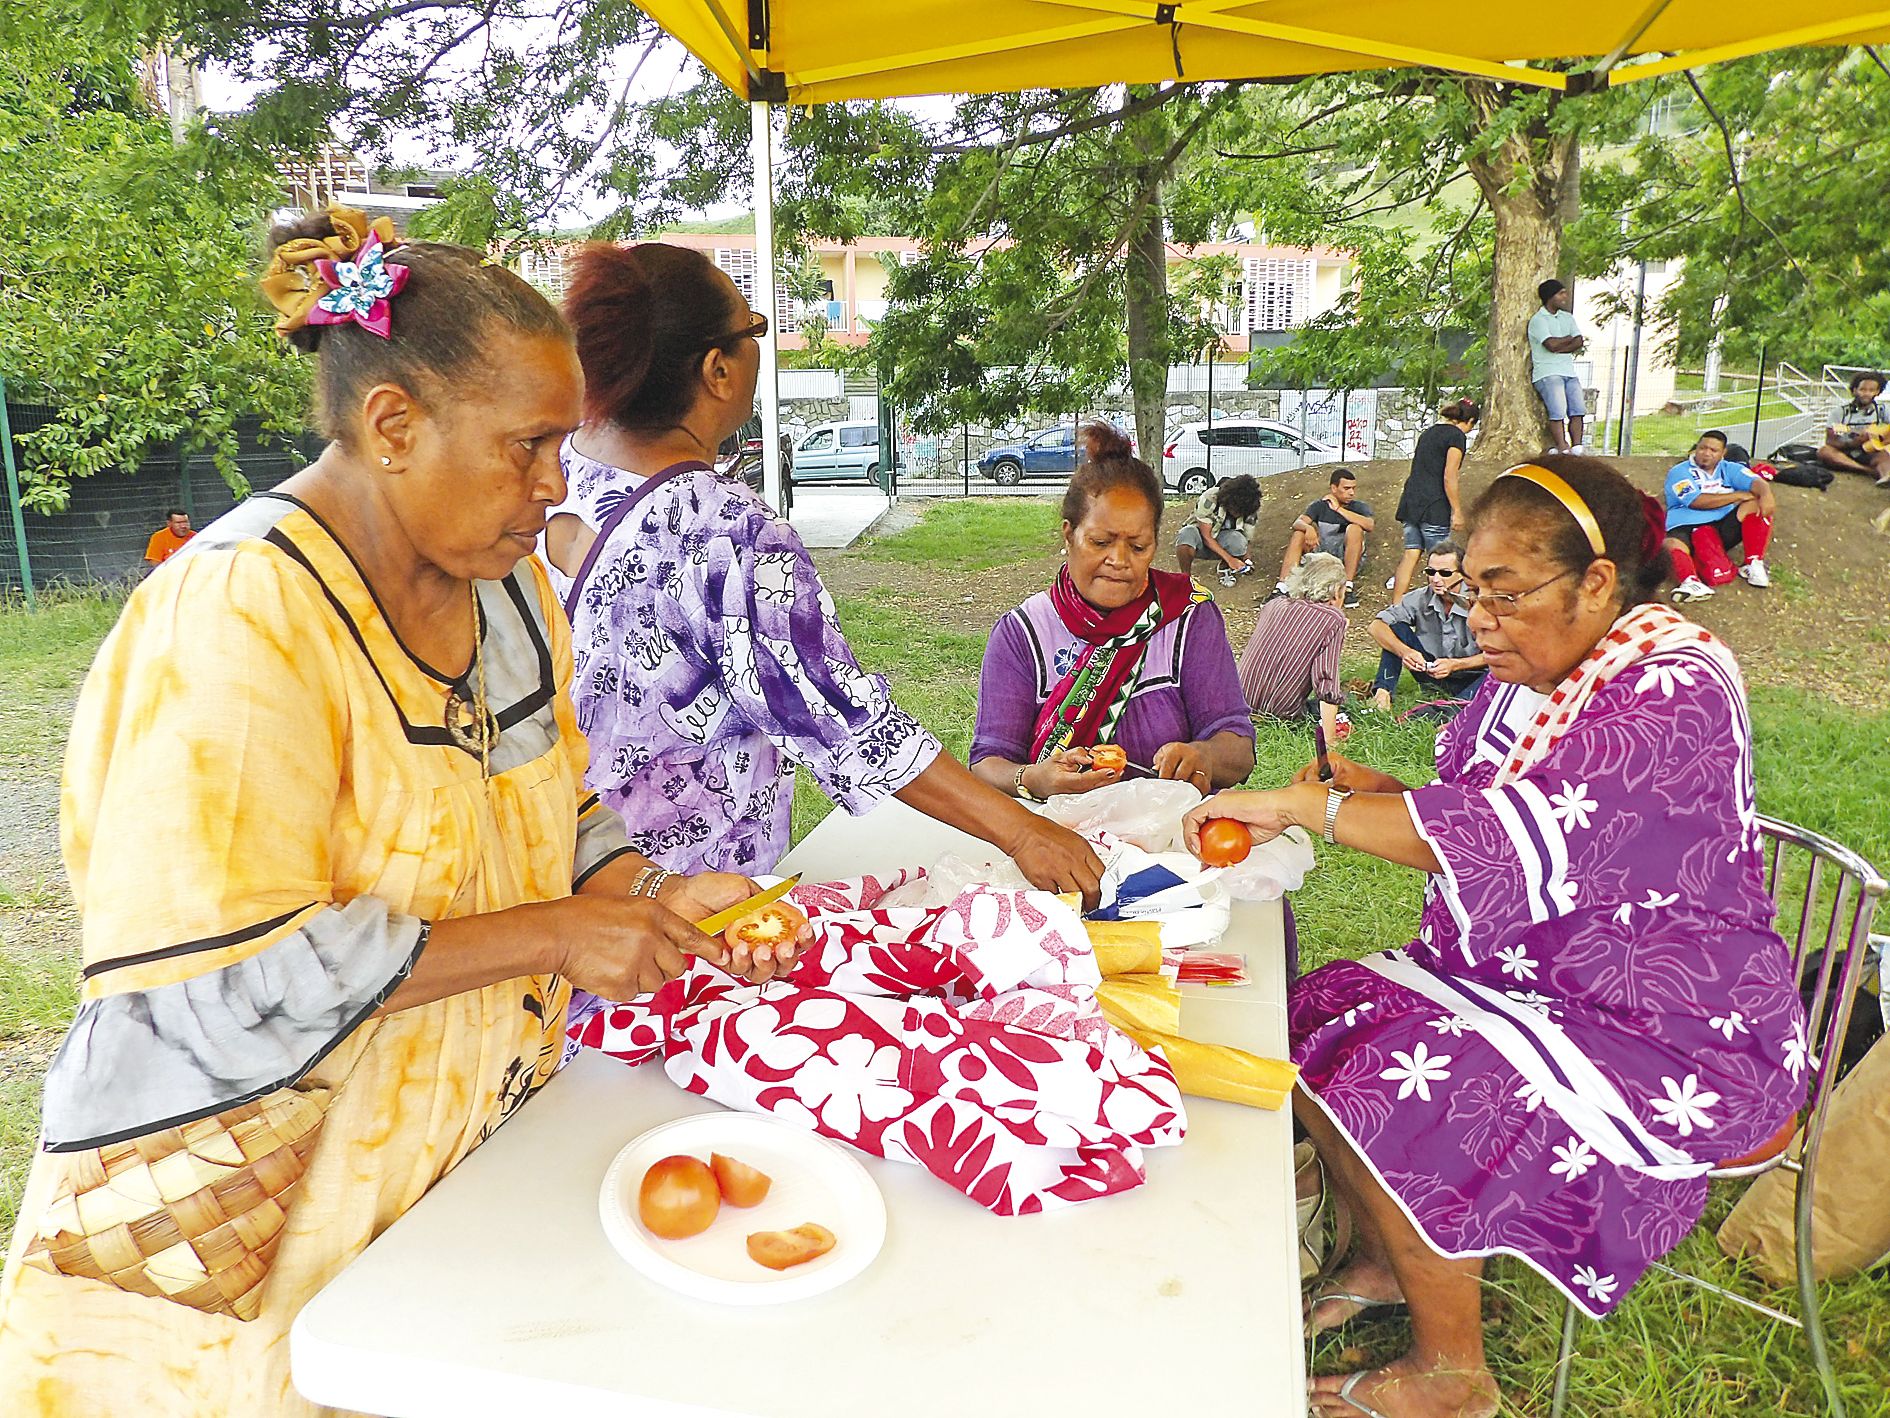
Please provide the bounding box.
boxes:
[544,241,1103,901]
[1184,458,1804,1418]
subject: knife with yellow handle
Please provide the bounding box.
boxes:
[693,874,803,935]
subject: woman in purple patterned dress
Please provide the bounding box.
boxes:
[1183,458,1804,1418]
[544,241,1103,913]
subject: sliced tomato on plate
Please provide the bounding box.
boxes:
[746,1223,836,1271]
[710,1152,772,1207]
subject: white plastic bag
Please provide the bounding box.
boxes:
[1215,826,1316,902]
[1037,778,1204,853]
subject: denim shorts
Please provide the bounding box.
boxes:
[1533,374,1587,421]
[1402,521,1452,551]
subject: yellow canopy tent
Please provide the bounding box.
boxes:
[642,0,1890,102]
[631,0,1890,505]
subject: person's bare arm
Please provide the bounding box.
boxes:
[377,895,729,1017]
[1183,780,1439,873]
[1199,522,1241,569]
[1150,729,1256,792]
[1368,619,1404,655]
[1443,450,1464,527]
[1435,652,1488,673]
[1688,491,1748,511]
[901,753,1105,906]
[545,511,594,577]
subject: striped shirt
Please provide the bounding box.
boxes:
[1237,596,1347,717]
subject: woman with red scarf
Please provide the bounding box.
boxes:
[971,425,1256,802]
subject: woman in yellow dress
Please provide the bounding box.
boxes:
[0,211,778,1415]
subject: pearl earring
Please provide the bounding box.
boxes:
[380,456,392,466]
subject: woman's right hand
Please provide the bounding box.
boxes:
[1005,813,1106,910]
[544,894,732,1000]
[1022,749,1121,799]
[1290,751,1408,796]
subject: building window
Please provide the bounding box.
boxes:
[518,247,568,301]
[1243,257,1314,332]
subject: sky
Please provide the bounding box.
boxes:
[193,27,955,226]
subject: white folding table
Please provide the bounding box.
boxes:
[292,798,1307,1416]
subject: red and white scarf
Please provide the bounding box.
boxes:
[1494,602,1739,788]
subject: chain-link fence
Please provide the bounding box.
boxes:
[1,403,320,598]
[777,367,1434,502]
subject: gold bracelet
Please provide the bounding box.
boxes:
[1015,764,1040,802]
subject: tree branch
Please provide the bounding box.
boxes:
[1682,69,1836,296]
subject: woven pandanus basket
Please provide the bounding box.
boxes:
[24,1087,329,1321]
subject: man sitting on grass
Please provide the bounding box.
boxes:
[1175,473,1262,586]
[1817,370,1890,484]
[1277,468,1374,607]
[1367,540,1486,713]
[1664,429,1776,603]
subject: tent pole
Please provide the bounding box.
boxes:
[752,100,784,514]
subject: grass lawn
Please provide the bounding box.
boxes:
[3,505,1887,1413]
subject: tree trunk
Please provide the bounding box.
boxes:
[1461,84,1583,462]
[1123,173,1170,467]
[1118,90,1176,465]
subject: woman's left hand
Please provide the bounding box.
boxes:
[658,872,809,983]
[1181,787,1308,858]
[1151,740,1212,792]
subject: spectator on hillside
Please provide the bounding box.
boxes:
[1389,397,1479,601]
[1237,550,1347,743]
[1368,540,1486,712]
[1528,279,1587,454]
[1175,473,1262,586]
[141,509,193,571]
[1277,467,1374,607]
[1665,428,1776,603]
[1816,371,1890,484]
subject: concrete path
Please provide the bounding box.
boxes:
[786,487,895,549]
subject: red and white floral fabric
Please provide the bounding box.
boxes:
[572,873,1188,1215]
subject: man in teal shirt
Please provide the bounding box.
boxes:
[1527,279,1587,454]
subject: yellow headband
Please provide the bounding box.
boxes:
[1496,463,1606,557]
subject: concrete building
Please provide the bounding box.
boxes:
[515,232,1353,352]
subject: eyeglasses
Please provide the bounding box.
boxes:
[703,312,769,351]
[1423,566,1459,579]
[1450,568,1580,618]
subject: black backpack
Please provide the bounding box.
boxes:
[1763,442,1836,491]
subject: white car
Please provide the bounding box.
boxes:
[1160,419,1357,496]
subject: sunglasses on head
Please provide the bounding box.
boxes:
[702,312,769,351]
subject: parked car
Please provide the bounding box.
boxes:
[1159,419,1357,496]
[977,423,1136,485]
[792,421,890,482]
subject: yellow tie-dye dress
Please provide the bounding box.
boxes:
[0,494,633,1416]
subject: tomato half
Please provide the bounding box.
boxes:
[638,1154,721,1239]
[1198,817,1254,867]
[710,1152,773,1207]
[746,1223,836,1271]
[723,900,809,956]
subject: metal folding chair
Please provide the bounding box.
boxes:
[1548,815,1886,1418]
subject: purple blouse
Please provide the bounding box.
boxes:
[970,590,1254,769]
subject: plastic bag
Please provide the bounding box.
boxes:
[1215,826,1316,902]
[1038,778,1203,852]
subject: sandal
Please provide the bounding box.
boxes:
[1303,1281,1406,1334]
[1327,1371,1394,1418]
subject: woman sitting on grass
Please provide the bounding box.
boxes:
[1237,550,1348,741]
[971,424,1255,802]
[1184,457,1805,1418]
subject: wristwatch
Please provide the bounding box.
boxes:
[1015,764,1041,803]
[1323,786,1353,844]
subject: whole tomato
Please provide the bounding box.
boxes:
[1198,817,1254,867]
[638,1155,721,1239]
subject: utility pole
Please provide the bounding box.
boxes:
[1618,258,1648,456]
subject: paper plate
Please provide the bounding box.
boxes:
[598,1112,887,1306]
